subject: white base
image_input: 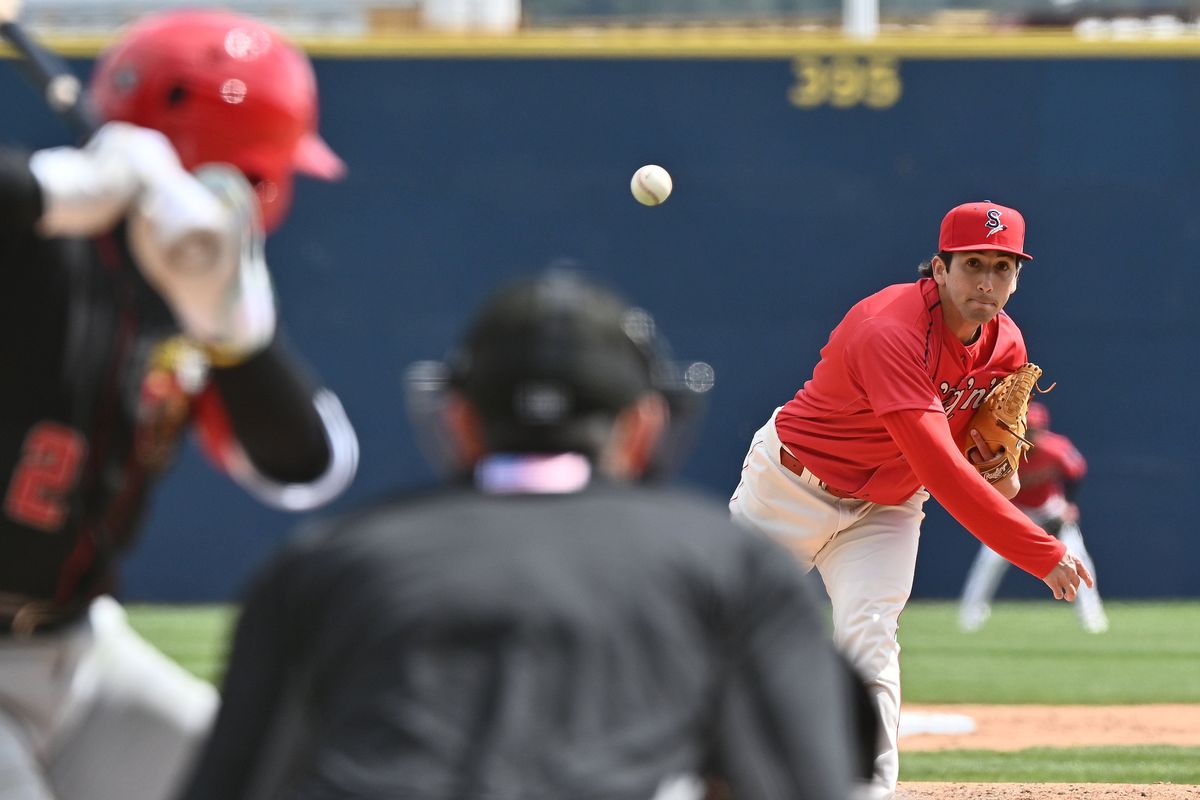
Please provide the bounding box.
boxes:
[898,710,976,737]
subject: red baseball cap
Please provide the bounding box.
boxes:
[938,201,1032,261]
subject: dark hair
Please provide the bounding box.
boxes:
[480,412,619,460]
[917,252,954,278]
[917,251,1026,277]
[449,270,657,460]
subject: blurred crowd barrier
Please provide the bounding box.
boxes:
[15,0,1200,36]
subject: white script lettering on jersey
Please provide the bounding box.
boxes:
[939,375,1002,420]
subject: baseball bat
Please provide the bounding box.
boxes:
[0,0,98,140]
[2,3,241,297]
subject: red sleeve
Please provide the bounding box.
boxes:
[193,383,238,471]
[846,318,943,416]
[879,407,1065,578]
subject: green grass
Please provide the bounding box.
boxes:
[126,603,234,685]
[901,746,1200,783]
[895,600,1200,784]
[898,600,1200,704]
[127,599,1200,700]
[124,599,1200,784]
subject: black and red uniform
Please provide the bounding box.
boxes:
[0,147,356,632]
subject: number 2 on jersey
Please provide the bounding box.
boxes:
[5,422,87,532]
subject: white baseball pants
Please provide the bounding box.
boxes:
[0,596,217,800]
[729,411,926,800]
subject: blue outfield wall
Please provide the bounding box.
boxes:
[3,41,1196,600]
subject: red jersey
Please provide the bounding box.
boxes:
[1012,431,1086,510]
[772,278,1065,578]
[777,278,1027,505]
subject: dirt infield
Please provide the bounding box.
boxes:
[896,704,1200,800]
[901,704,1200,751]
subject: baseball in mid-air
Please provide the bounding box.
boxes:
[630,164,673,206]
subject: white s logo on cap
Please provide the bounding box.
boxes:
[985,208,1008,237]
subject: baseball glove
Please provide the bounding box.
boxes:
[961,363,1052,484]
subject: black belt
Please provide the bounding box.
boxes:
[0,593,83,636]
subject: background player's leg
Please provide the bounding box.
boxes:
[1058,522,1108,633]
[958,545,1009,632]
[813,491,926,800]
[46,597,217,800]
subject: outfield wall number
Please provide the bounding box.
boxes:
[788,56,902,110]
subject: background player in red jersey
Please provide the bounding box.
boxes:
[729,201,1093,800]
[0,10,357,800]
[959,400,1108,633]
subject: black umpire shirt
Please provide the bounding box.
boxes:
[182,477,858,800]
[0,147,333,627]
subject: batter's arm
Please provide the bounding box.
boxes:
[196,335,359,511]
[0,147,43,233]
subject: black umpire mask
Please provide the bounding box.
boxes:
[403,268,713,481]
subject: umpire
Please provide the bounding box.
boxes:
[182,270,863,800]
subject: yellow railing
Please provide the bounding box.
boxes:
[9,27,1200,59]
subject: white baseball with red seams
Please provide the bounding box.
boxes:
[630,164,672,206]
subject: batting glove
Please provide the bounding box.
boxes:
[129,163,277,365]
[27,121,178,236]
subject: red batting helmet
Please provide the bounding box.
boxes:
[1026,401,1050,431]
[90,9,345,230]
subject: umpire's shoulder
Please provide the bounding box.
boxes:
[280,483,467,555]
[617,481,739,525]
[616,481,788,557]
[628,484,821,620]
